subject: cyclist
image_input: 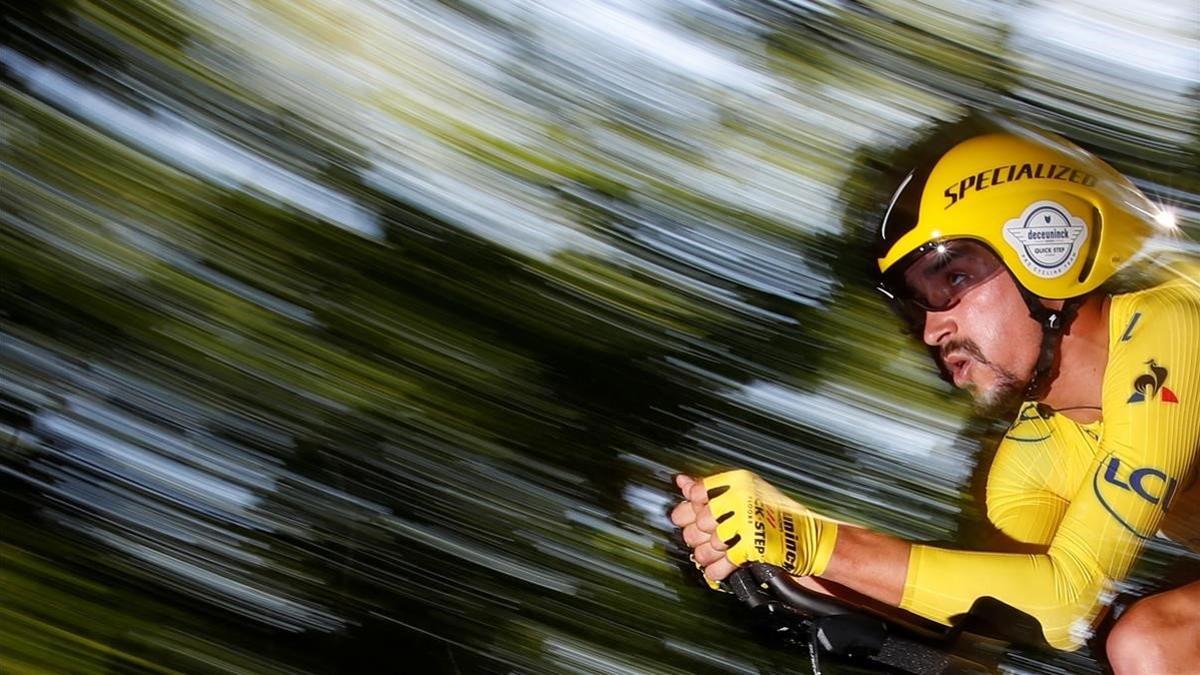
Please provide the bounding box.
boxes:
[671,123,1199,674]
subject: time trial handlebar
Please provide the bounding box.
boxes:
[725,564,1002,675]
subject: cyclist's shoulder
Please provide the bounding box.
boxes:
[993,403,1097,474]
[1001,402,1051,437]
[1101,259,1200,440]
[1109,259,1200,317]
[1108,262,1200,349]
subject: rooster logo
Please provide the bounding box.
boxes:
[1128,360,1178,404]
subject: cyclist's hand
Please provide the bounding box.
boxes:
[671,474,730,588]
[674,470,839,583]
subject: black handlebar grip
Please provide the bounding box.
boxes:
[749,564,852,618]
[727,568,770,609]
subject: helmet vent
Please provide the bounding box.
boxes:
[1076,205,1103,286]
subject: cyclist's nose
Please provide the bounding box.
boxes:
[922,309,955,348]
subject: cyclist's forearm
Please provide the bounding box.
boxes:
[818,525,910,607]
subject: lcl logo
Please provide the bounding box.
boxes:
[1103,458,1180,510]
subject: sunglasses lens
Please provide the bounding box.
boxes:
[888,241,1004,312]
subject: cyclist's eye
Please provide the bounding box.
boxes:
[946,270,970,287]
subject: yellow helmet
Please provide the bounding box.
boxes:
[876,130,1157,300]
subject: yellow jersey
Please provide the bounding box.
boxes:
[899,269,1200,650]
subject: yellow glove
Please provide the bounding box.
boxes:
[704,469,839,577]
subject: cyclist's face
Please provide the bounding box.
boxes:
[917,257,1041,413]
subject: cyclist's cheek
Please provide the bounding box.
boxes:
[958,277,1042,373]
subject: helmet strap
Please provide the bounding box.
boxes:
[1017,286,1083,400]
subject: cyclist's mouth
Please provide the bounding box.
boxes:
[945,354,972,386]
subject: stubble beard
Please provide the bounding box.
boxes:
[946,338,1030,418]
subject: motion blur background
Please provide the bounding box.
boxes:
[2,1,1198,673]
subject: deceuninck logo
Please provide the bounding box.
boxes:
[1002,200,1088,278]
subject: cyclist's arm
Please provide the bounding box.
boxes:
[824,284,1200,650]
[985,409,1079,547]
[820,525,909,606]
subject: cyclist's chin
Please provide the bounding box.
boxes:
[966,372,1027,418]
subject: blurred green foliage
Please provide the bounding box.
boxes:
[2,1,1197,673]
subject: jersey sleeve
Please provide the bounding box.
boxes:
[898,278,1200,650]
[986,406,1070,547]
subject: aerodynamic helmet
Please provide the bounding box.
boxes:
[874,124,1164,398]
[876,129,1157,304]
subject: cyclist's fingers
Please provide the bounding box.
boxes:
[669,500,696,528]
[692,541,725,567]
[703,556,739,583]
[694,503,718,533]
[682,522,709,548]
[686,479,709,506]
[708,529,730,552]
[675,474,697,497]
